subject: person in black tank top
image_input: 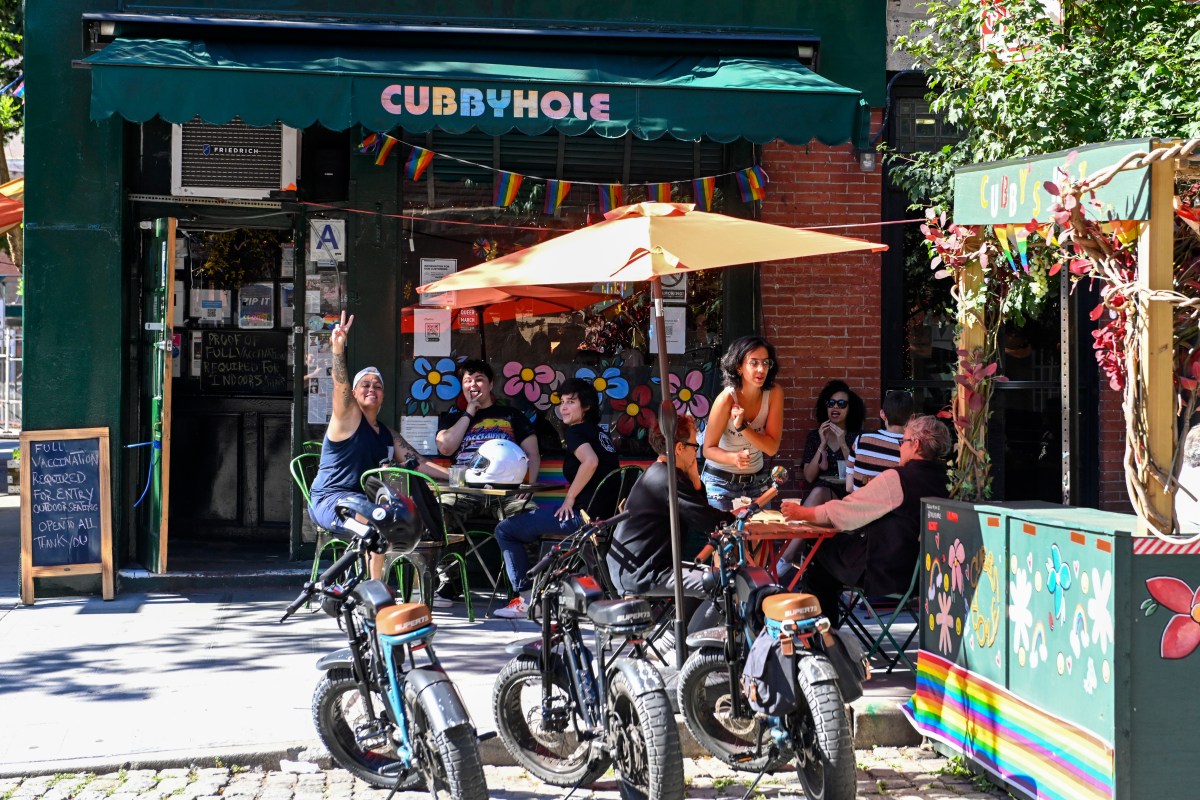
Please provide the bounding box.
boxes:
[308,312,447,581]
[780,415,952,627]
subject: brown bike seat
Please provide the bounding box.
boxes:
[762,593,823,623]
[377,602,432,636]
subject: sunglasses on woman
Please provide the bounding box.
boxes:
[826,399,848,408]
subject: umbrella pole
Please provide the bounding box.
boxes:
[650,275,687,670]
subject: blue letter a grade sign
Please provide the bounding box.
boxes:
[309,219,346,263]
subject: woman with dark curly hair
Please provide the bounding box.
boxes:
[700,336,786,510]
[800,379,865,504]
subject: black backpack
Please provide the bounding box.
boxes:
[740,629,799,716]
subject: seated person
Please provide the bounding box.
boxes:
[780,414,951,627]
[845,389,914,493]
[1177,423,1200,531]
[493,378,620,619]
[800,380,865,504]
[606,415,731,598]
[308,312,446,583]
[435,358,541,527]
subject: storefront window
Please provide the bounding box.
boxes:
[395,130,741,459]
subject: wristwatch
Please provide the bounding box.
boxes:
[735,421,748,432]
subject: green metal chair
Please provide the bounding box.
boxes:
[585,464,645,519]
[839,560,921,673]
[289,452,351,587]
[360,467,476,622]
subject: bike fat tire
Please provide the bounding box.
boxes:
[607,672,684,800]
[792,668,856,800]
[405,685,488,800]
[492,653,610,787]
[312,668,421,790]
[677,647,787,774]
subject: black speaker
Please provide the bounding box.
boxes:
[301,128,350,201]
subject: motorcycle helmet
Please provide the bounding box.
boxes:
[361,475,421,556]
[465,439,528,487]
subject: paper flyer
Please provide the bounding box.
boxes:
[413,308,452,357]
[189,288,231,326]
[400,416,440,456]
[419,258,457,306]
[305,332,333,424]
[238,282,275,329]
[648,306,687,355]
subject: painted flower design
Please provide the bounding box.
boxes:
[1010,569,1033,657]
[1088,568,1114,655]
[936,592,954,654]
[948,539,966,594]
[668,370,711,417]
[502,361,555,403]
[1146,576,1200,659]
[1083,658,1098,695]
[536,370,567,411]
[1045,544,1072,622]
[576,366,629,401]
[610,384,657,436]
[412,357,462,401]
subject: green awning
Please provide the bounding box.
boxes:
[84,38,870,148]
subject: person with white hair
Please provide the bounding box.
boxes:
[781,414,952,627]
[308,311,446,581]
[1175,423,1200,531]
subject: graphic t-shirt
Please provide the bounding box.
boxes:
[564,422,620,517]
[439,403,536,467]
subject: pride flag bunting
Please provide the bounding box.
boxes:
[647,183,671,203]
[404,146,435,181]
[494,171,524,207]
[357,133,381,155]
[735,166,768,202]
[375,135,400,167]
[692,177,716,211]
[544,180,571,215]
[12,81,23,101]
[598,185,623,213]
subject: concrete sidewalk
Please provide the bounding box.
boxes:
[0,496,920,779]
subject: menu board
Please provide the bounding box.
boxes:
[20,427,114,604]
[199,330,290,395]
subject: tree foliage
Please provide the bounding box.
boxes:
[891,0,1200,208]
[0,0,22,139]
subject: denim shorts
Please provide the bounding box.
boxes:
[700,466,775,511]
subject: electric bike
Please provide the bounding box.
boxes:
[678,468,862,800]
[281,482,487,799]
[491,513,684,800]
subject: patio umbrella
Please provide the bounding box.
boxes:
[401,286,615,360]
[0,178,22,237]
[418,202,886,665]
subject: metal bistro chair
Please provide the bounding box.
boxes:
[839,559,921,673]
[360,467,476,622]
[534,465,645,563]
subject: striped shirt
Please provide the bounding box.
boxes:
[847,429,904,491]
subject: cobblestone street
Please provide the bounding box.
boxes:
[0,747,1011,800]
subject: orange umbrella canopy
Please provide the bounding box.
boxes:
[418,202,885,294]
[400,286,614,333]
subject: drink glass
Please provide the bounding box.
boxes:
[449,465,467,487]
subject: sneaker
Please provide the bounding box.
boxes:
[429,595,453,609]
[493,595,530,619]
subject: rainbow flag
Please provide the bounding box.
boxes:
[494,171,523,207]
[375,135,400,166]
[404,146,434,181]
[692,177,716,211]
[647,183,671,203]
[11,80,23,101]
[544,180,572,215]
[735,166,768,202]
[598,184,623,213]
[357,133,381,155]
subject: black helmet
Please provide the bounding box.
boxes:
[363,476,421,556]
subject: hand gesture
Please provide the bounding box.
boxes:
[330,311,354,354]
[465,388,482,416]
[730,403,745,432]
[555,496,576,522]
[733,447,751,470]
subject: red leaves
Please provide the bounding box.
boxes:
[1042,181,1060,196]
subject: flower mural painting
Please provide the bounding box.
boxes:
[1045,544,1072,622]
[411,357,462,402]
[948,539,966,594]
[1144,576,1200,660]
[936,592,955,654]
[503,361,556,403]
[1010,568,1034,657]
[611,384,657,437]
[668,370,711,417]
[576,365,629,402]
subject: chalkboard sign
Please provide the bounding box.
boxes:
[20,427,114,605]
[199,330,289,395]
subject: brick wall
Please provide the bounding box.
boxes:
[1097,383,1132,512]
[759,119,884,470]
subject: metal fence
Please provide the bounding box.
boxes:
[0,325,21,434]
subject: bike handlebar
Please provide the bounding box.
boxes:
[526,510,631,579]
[280,535,367,623]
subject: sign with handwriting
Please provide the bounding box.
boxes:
[199,330,289,395]
[19,427,114,604]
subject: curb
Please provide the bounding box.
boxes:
[0,700,920,779]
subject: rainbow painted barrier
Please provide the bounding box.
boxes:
[906,500,1200,800]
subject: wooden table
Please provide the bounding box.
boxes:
[741,516,839,590]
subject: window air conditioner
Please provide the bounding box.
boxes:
[171,119,300,200]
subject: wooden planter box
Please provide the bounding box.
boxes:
[906,499,1200,800]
